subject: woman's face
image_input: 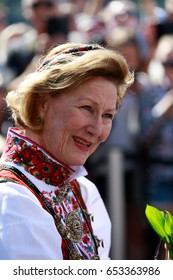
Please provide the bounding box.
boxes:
[38,76,117,166]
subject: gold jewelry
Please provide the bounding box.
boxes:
[37,116,44,123]
[66,211,83,243]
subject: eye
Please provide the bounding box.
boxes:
[103,113,114,120]
[81,105,92,111]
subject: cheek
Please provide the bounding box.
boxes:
[67,113,87,131]
[52,113,86,135]
[100,123,112,142]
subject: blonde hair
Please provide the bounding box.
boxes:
[6,42,134,130]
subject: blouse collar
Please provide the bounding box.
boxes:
[1,127,87,187]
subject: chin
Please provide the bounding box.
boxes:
[71,161,86,166]
[69,158,87,167]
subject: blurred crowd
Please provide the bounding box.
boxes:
[0,0,173,260]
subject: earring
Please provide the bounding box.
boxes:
[37,116,44,124]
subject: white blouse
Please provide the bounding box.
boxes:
[0,176,111,260]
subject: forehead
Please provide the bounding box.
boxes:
[54,76,117,100]
[68,77,117,105]
[74,76,117,93]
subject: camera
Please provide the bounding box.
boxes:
[156,20,173,40]
[46,16,69,36]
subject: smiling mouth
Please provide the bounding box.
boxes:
[73,136,92,148]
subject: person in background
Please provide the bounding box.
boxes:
[21,0,58,35]
[140,34,173,213]
[0,42,133,260]
[139,0,167,64]
[105,26,151,259]
[139,34,173,259]
[0,4,9,33]
[154,0,173,40]
[21,0,76,38]
[5,0,72,92]
[100,0,139,32]
[0,22,37,87]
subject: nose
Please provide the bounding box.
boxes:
[86,115,103,137]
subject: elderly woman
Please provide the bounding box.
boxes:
[0,42,133,260]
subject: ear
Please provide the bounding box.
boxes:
[38,95,50,117]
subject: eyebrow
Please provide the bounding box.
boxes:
[78,97,117,111]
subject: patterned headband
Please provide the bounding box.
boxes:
[37,45,102,72]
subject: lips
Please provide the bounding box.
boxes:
[73,136,92,148]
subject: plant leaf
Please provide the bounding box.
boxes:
[145,205,169,243]
[164,211,173,239]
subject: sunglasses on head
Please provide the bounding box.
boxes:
[31,1,54,9]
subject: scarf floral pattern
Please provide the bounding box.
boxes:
[2,133,73,187]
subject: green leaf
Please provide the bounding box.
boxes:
[145,205,169,243]
[164,211,173,237]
